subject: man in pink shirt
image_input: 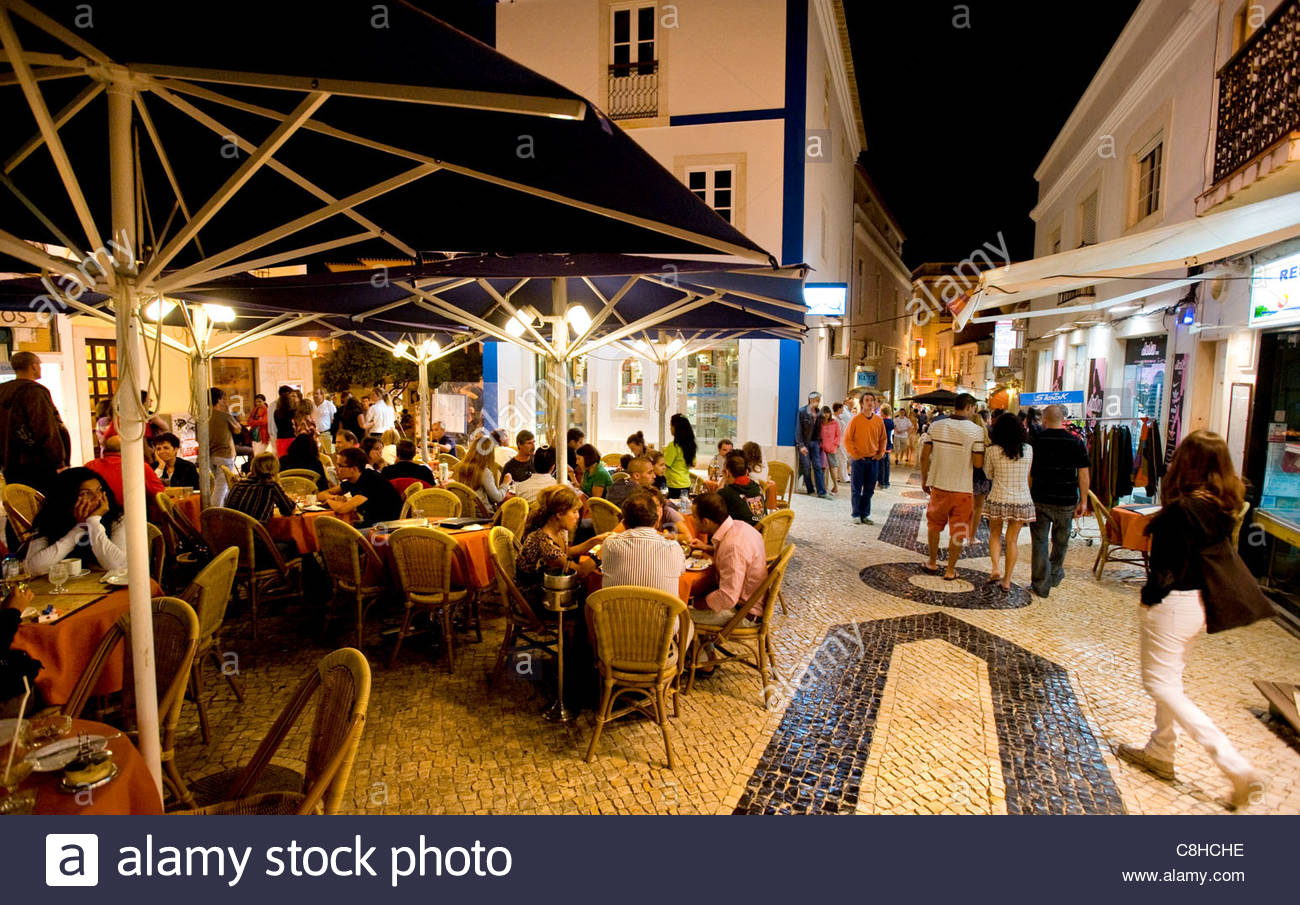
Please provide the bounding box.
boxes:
[688,492,769,626]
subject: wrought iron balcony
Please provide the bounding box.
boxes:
[1057,285,1096,305]
[1213,0,1300,182]
[607,61,659,120]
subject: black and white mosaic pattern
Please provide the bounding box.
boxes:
[878,501,990,559]
[733,612,1126,815]
[859,561,1030,609]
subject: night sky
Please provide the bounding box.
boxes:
[435,1,1139,269]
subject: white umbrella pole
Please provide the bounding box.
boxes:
[658,357,669,450]
[552,278,568,486]
[193,344,212,509]
[417,334,430,464]
[109,82,162,797]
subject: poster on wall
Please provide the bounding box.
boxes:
[1086,358,1106,420]
[1051,359,1064,391]
[431,392,468,434]
[170,411,198,459]
[1164,353,1187,464]
[1249,250,1300,329]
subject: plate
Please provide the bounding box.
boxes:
[59,760,119,792]
[455,524,487,532]
[103,572,129,586]
[26,735,108,772]
[685,558,712,571]
[300,505,328,512]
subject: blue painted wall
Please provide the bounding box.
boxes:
[481,341,498,430]
[777,0,808,447]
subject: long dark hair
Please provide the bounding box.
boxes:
[284,433,319,466]
[33,467,123,545]
[669,413,696,467]
[275,385,295,419]
[989,412,1026,460]
[1164,430,1245,517]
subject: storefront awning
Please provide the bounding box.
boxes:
[953,189,1300,329]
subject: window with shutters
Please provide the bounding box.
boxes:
[1078,191,1099,246]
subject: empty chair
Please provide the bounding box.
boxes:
[154,491,207,586]
[688,544,793,707]
[492,496,528,541]
[584,587,688,769]
[756,509,795,614]
[437,453,460,469]
[2,482,43,544]
[767,461,794,510]
[278,475,319,497]
[487,526,557,685]
[182,648,371,815]
[1086,490,1149,579]
[200,507,304,641]
[315,515,390,648]
[179,547,243,745]
[63,596,200,808]
[601,452,624,468]
[588,497,622,536]
[278,468,322,482]
[445,480,490,518]
[401,487,461,520]
[388,526,470,671]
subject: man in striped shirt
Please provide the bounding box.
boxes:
[599,491,686,596]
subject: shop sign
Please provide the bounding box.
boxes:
[804,283,847,316]
[1019,390,1084,406]
[993,320,1015,367]
[1124,335,1166,365]
[1250,251,1300,329]
[854,367,877,388]
[1164,353,1187,464]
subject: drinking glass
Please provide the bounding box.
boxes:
[2,557,21,582]
[47,561,71,595]
[305,494,317,507]
[1,724,33,795]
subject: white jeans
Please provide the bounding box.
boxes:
[211,456,236,508]
[1138,590,1254,781]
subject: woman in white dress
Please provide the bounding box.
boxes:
[982,412,1035,591]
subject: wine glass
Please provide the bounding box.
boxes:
[47,560,71,595]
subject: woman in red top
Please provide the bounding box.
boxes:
[247,393,269,454]
[818,405,842,494]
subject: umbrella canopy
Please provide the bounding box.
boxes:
[901,389,961,406]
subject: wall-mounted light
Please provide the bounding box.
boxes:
[307,339,319,354]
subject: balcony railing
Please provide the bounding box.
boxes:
[1058,285,1096,305]
[607,61,659,120]
[1213,0,1300,182]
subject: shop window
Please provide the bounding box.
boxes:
[618,358,644,408]
[677,343,739,450]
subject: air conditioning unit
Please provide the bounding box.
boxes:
[832,325,851,358]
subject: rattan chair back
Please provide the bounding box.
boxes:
[219,464,243,490]
[200,507,296,576]
[601,453,624,468]
[2,482,43,541]
[156,490,207,552]
[587,587,686,676]
[493,496,528,540]
[445,480,487,518]
[180,546,240,643]
[588,497,622,535]
[756,509,795,559]
[389,526,458,598]
[279,468,320,482]
[768,461,794,508]
[147,523,165,585]
[316,516,384,591]
[401,487,461,520]
[488,526,545,629]
[279,475,319,497]
[437,453,460,469]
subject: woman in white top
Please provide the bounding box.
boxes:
[981,413,1036,590]
[892,413,913,465]
[24,468,128,576]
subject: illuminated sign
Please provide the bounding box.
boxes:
[1250,251,1300,328]
[1019,390,1085,406]
[804,283,847,317]
[993,320,1015,367]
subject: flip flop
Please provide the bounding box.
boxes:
[985,576,1003,584]
[920,564,941,574]
[943,573,958,581]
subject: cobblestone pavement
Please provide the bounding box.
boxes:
[173,466,1300,815]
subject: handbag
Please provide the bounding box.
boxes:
[1198,538,1275,633]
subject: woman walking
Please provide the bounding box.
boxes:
[891,409,912,466]
[662,413,696,500]
[1116,431,1266,809]
[878,404,895,489]
[819,405,842,493]
[982,413,1035,590]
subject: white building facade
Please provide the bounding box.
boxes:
[491,0,865,462]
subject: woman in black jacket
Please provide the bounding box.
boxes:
[1116,430,1265,810]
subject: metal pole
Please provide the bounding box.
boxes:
[658,357,670,450]
[552,278,568,486]
[192,307,212,509]
[417,333,430,465]
[108,79,162,797]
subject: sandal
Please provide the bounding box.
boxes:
[943,572,958,581]
[985,575,1002,584]
[920,563,941,574]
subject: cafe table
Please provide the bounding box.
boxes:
[16,718,164,815]
[173,490,202,531]
[365,518,495,590]
[1108,503,1161,553]
[267,506,341,555]
[12,572,164,708]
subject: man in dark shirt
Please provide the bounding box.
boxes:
[1027,403,1091,598]
[321,447,403,528]
[794,390,826,497]
[0,351,70,493]
[500,429,536,486]
[381,439,436,484]
[718,451,766,526]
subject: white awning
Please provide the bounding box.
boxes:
[954,189,1300,329]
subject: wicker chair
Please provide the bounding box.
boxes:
[279,468,321,482]
[492,496,529,541]
[2,482,43,544]
[767,461,795,510]
[389,476,432,499]
[1231,499,1250,549]
[146,523,165,586]
[584,586,688,769]
[401,487,461,520]
[437,453,460,469]
[182,648,371,815]
[179,547,243,745]
[63,596,200,808]
[316,515,390,648]
[388,527,471,671]
[1087,490,1148,579]
[601,452,624,468]
[688,544,793,707]
[445,480,490,518]
[278,475,319,497]
[487,527,557,685]
[757,509,796,615]
[154,491,207,586]
[219,463,243,491]
[588,497,622,535]
[200,507,303,641]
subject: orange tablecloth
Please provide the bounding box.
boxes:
[26,718,164,815]
[1109,505,1158,553]
[267,509,338,554]
[174,492,201,530]
[367,525,494,590]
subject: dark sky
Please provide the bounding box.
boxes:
[845,1,1139,267]
[431,1,1137,269]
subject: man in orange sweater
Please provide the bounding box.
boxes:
[843,391,888,524]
